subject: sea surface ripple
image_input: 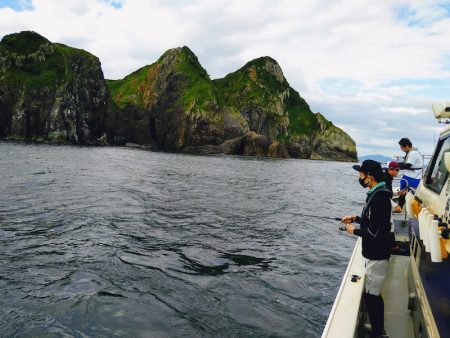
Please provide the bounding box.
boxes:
[0,142,365,337]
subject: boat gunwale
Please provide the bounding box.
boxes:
[321,237,365,338]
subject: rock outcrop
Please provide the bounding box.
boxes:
[108,50,357,161]
[0,31,357,161]
[107,47,227,150]
[0,31,115,144]
[309,113,357,161]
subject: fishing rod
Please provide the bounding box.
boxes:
[295,212,349,231]
[295,212,341,221]
[295,179,413,232]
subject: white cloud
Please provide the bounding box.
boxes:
[1,0,450,156]
[382,106,430,115]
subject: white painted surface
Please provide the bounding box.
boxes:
[321,238,365,338]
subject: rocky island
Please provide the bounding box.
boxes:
[0,31,357,161]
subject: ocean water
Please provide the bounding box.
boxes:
[0,142,365,337]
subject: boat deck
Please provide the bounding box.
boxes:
[320,239,415,338]
[382,254,414,338]
[322,214,434,338]
[361,216,414,338]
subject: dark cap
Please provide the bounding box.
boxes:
[353,160,384,181]
[387,161,400,169]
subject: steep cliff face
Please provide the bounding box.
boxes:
[0,31,357,161]
[212,57,356,160]
[107,47,231,150]
[309,113,357,161]
[214,57,293,140]
[0,31,113,144]
[108,52,357,161]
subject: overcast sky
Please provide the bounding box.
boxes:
[1,0,450,157]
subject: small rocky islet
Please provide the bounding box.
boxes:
[0,31,357,161]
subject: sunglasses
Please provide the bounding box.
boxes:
[389,168,400,171]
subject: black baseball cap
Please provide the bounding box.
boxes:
[353,160,383,181]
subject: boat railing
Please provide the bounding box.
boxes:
[392,154,432,179]
[321,238,365,338]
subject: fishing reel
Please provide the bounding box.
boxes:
[339,224,347,231]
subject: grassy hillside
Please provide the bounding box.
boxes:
[174,47,220,114]
[106,46,220,116]
[106,64,154,108]
[285,88,318,137]
[214,57,289,109]
[0,31,97,91]
[214,56,320,138]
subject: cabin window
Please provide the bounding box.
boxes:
[424,136,450,193]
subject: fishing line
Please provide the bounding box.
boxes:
[293,212,347,232]
[294,212,341,221]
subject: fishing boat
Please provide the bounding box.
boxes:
[322,103,450,338]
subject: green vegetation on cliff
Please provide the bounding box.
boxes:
[105,47,356,159]
[0,31,96,91]
[0,30,356,160]
[106,51,324,140]
[0,31,49,54]
[214,57,289,108]
[0,31,112,143]
[107,46,220,118]
[173,47,219,115]
[285,88,318,137]
[106,64,153,108]
[1,32,62,90]
[213,56,319,139]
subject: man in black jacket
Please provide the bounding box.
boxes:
[383,161,400,196]
[383,161,402,212]
[341,160,391,338]
[383,161,402,252]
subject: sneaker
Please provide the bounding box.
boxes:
[363,324,388,337]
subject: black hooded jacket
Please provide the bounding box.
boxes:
[354,186,392,260]
[382,170,394,197]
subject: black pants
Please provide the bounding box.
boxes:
[398,194,405,208]
[389,232,396,249]
[364,292,385,337]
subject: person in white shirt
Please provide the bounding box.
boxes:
[398,138,424,179]
[398,138,424,207]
